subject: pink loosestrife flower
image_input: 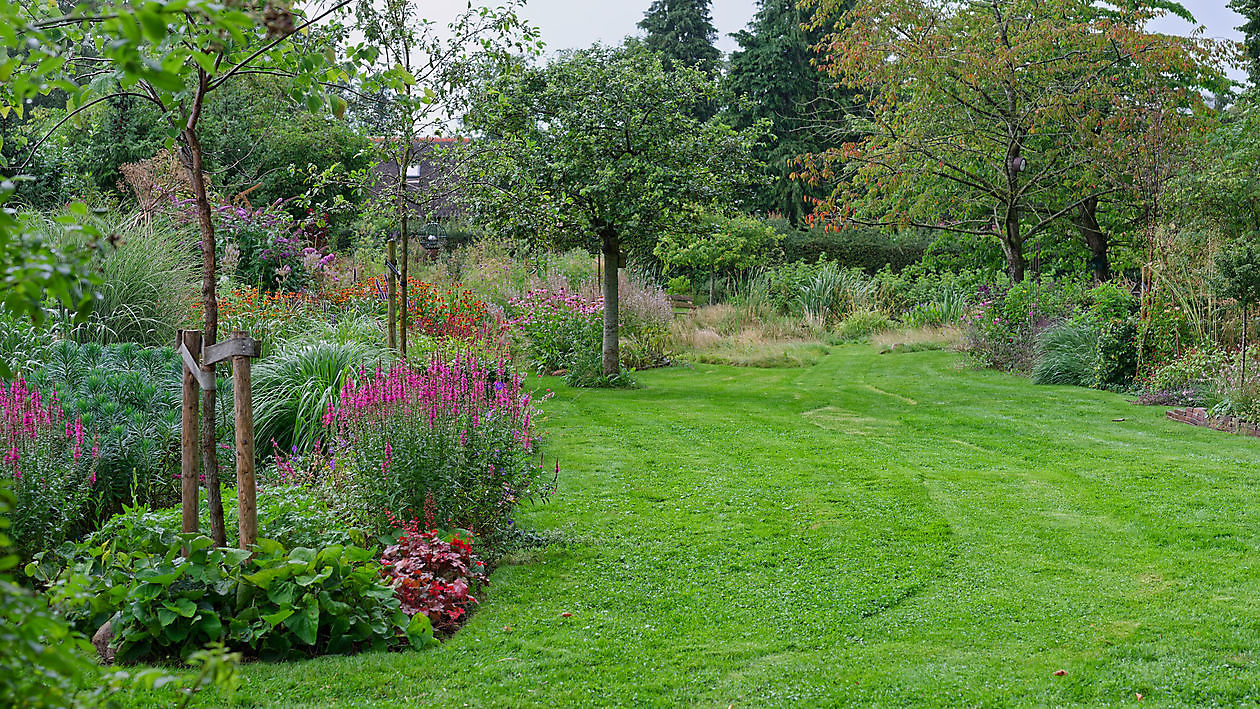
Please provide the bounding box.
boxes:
[1,378,98,481]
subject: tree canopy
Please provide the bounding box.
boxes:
[798,0,1227,281]
[725,0,853,225]
[465,44,765,373]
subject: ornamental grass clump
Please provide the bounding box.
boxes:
[2,377,99,558]
[320,353,550,549]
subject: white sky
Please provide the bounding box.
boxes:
[409,0,1248,78]
[502,1,1245,53]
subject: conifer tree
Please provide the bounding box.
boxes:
[637,0,721,75]
[725,0,853,223]
[1232,0,1260,86]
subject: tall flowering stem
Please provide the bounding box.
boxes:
[1,377,99,557]
[318,350,551,548]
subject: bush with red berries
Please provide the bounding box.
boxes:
[380,516,490,634]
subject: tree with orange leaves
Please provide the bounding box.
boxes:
[796,0,1231,281]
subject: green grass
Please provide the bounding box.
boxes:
[686,340,830,368]
[131,345,1260,707]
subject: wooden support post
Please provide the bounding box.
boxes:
[232,331,257,550]
[178,330,202,536]
[401,214,410,358]
[204,331,262,550]
[387,237,397,350]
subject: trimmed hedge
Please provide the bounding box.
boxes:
[768,219,939,274]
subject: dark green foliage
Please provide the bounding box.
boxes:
[43,535,434,662]
[245,113,373,249]
[1093,317,1139,389]
[466,44,765,260]
[1080,281,1137,323]
[1211,237,1260,308]
[1232,0,1260,87]
[12,75,371,228]
[771,219,935,273]
[637,0,721,76]
[27,488,361,588]
[26,341,233,521]
[725,0,855,222]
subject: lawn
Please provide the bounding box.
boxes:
[137,345,1260,707]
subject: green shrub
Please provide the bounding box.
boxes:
[1093,317,1139,390]
[964,280,1081,373]
[42,535,434,663]
[1146,347,1230,394]
[1081,282,1136,323]
[835,309,893,342]
[769,219,934,273]
[1032,320,1099,387]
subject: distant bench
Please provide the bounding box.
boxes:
[669,294,696,315]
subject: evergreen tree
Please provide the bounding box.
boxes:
[725,0,854,224]
[637,0,721,75]
[1232,0,1260,86]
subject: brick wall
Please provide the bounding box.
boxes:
[1167,407,1260,438]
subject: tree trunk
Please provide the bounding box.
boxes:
[601,234,620,377]
[1001,208,1025,283]
[1074,196,1110,284]
[182,125,226,548]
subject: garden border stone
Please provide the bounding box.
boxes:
[1167,407,1260,438]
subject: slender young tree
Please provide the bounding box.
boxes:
[354,0,539,357]
[4,0,358,546]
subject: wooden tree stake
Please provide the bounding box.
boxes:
[387,237,398,350]
[234,336,256,549]
[205,330,262,550]
[177,330,202,536]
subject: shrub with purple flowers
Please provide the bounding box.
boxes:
[507,289,603,374]
[315,352,551,550]
[964,280,1075,372]
[213,202,334,293]
[2,377,100,558]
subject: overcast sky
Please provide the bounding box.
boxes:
[411,1,1247,78]
[515,0,1247,76]
[513,1,1245,49]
